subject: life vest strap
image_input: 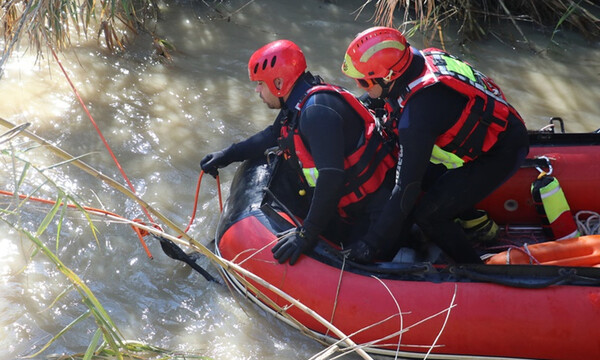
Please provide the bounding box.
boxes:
[343,132,392,198]
[443,96,507,160]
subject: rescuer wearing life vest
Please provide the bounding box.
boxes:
[341,27,530,263]
[201,40,396,265]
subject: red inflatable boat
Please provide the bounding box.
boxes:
[215,123,600,360]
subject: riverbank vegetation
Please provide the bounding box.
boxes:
[1,0,598,65]
[0,0,158,73]
[370,0,599,48]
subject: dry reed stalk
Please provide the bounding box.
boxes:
[105,216,375,360]
[325,255,347,338]
[422,284,457,359]
[0,0,155,75]
[310,276,458,359]
[368,0,600,43]
[344,301,456,353]
[1,118,463,360]
[371,275,404,355]
[0,117,373,360]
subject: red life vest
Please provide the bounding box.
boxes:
[279,84,396,217]
[391,48,524,163]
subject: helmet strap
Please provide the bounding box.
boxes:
[279,97,287,109]
[375,78,394,98]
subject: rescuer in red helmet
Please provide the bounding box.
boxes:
[341,27,529,263]
[201,40,396,265]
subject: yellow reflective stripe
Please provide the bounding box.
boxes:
[539,178,570,223]
[302,167,319,187]
[342,53,366,78]
[441,55,476,82]
[343,40,405,79]
[429,145,464,169]
[361,40,405,62]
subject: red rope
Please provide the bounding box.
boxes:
[216,174,223,212]
[178,170,223,237]
[0,190,153,256]
[180,170,205,236]
[48,46,225,252]
[50,46,156,258]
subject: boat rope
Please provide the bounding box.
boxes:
[152,170,222,282]
[263,187,302,228]
[448,266,600,288]
[504,243,541,265]
[179,170,223,237]
[575,210,600,235]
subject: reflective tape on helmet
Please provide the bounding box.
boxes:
[342,53,366,79]
[360,39,406,63]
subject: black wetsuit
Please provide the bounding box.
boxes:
[220,72,391,243]
[369,51,530,263]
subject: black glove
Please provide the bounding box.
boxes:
[200,150,229,178]
[358,92,386,111]
[345,233,381,264]
[271,227,317,265]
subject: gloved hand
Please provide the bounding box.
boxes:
[345,233,381,264]
[200,150,229,178]
[272,227,317,265]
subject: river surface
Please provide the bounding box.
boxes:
[1,0,599,359]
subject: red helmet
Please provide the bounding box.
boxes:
[248,40,307,97]
[342,27,412,82]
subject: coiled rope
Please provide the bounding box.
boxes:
[576,211,600,235]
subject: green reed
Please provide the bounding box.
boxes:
[1,128,210,359]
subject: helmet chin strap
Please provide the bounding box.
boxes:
[375,78,394,98]
[279,97,287,109]
[274,78,289,110]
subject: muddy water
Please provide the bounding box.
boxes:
[0,0,599,359]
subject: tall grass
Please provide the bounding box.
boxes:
[0,0,157,77]
[367,0,599,46]
[2,0,598,70]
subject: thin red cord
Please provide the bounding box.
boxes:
[180,170,205,236]
[178,171,223,237]
[50,46,156,257]
[216,174,223,212]
[0,190,153,256]
[48,47,225,251]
